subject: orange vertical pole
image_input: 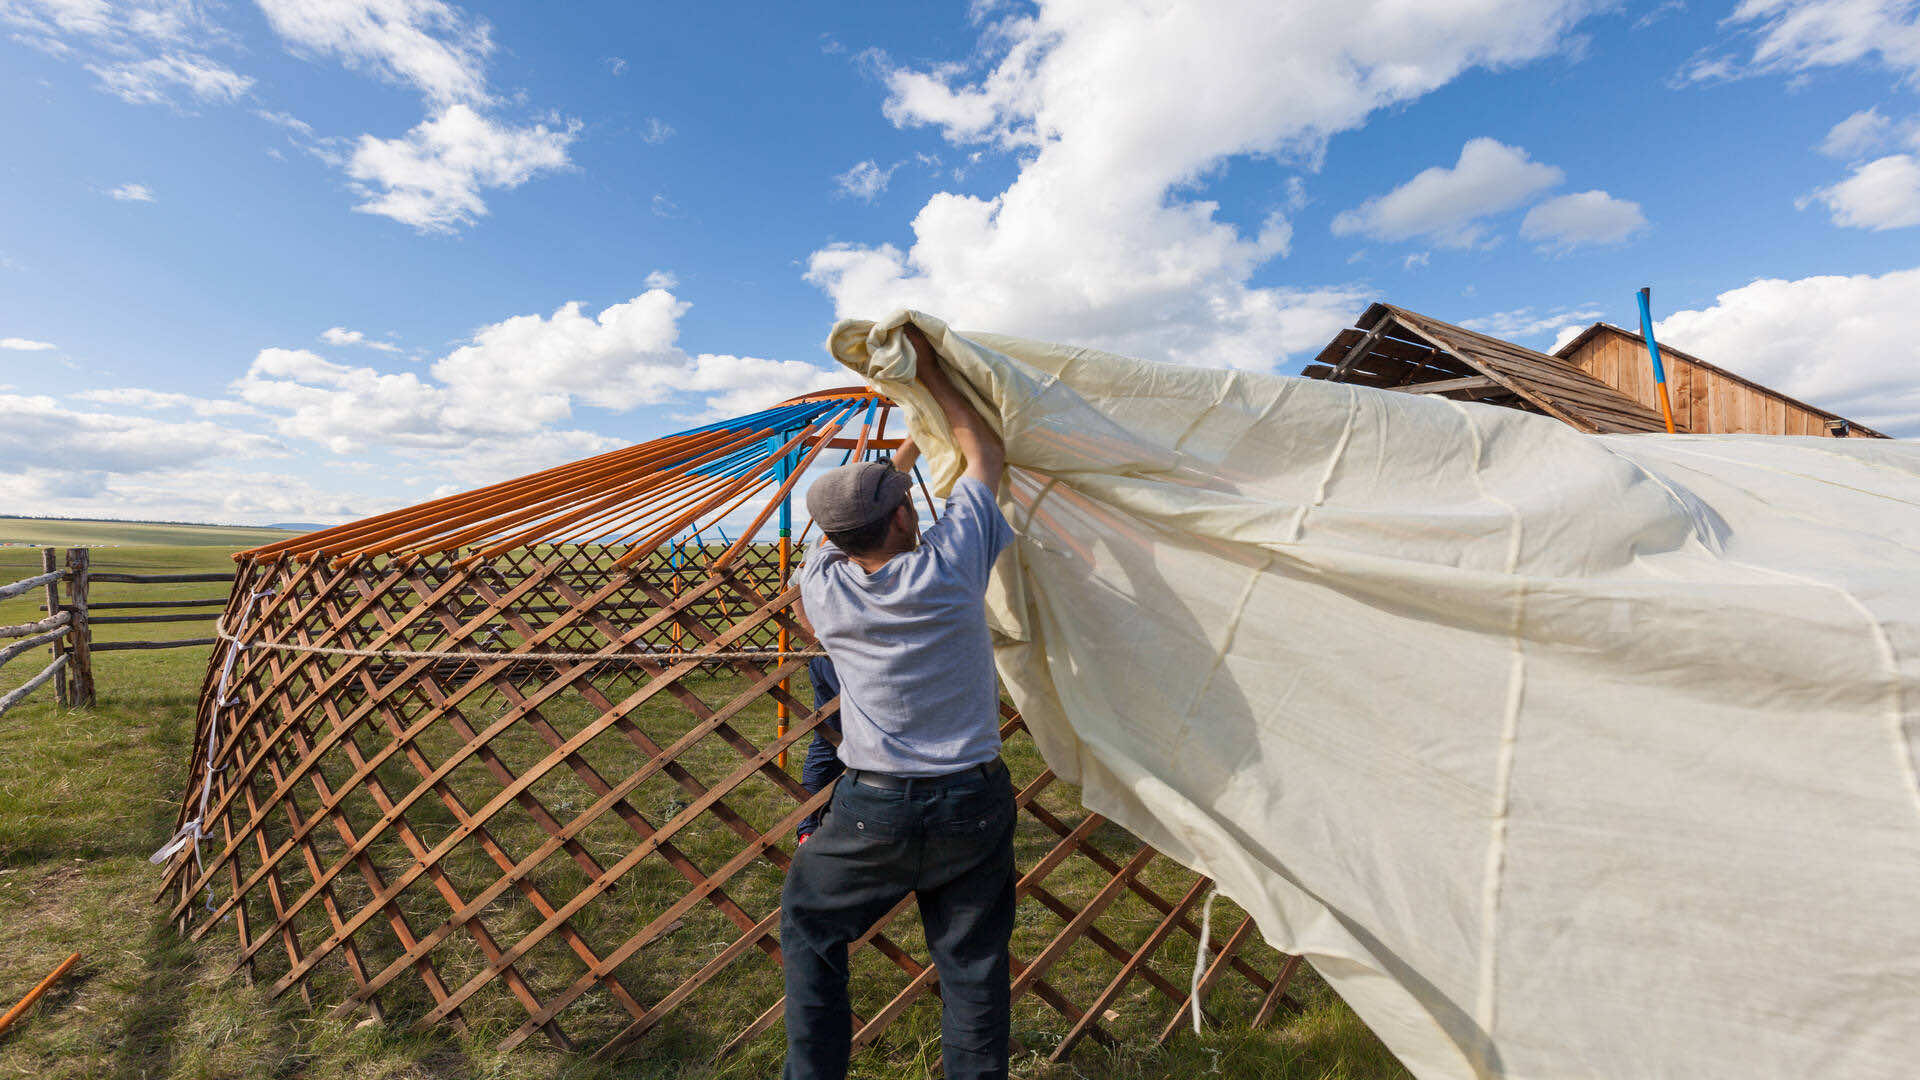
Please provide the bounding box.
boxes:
[777,533,792,770]
[775,444,794,770]
[671,540,683,651]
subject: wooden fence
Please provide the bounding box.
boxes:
[0,547,234,716]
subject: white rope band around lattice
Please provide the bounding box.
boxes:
[211,619,828,664]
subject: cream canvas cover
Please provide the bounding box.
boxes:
[827,311,1920,1080]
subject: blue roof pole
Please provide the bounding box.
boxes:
[835,396,881,467]
[776,453,792,538]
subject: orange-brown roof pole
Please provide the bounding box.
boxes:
[1637,286,1677,434]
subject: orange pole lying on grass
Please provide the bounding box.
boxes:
[0,952,80,1037]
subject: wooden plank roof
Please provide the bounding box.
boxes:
[1554,322,1889,438]
[1303,303,1672,435]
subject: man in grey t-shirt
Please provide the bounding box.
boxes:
[781,324,1015,1080]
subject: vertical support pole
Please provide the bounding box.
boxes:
[710,527,730,623]
[670,539,683,651]
[1637,286,1677,434]
[65,547,94,708]
[40,547,67,708]
[775,449,793,770]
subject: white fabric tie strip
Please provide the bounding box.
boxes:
[150,588,275,914]
[829,310,1920,1080]
[1190,887,1219,1035]
[207,625,826,663]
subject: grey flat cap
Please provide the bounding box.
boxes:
[807,460,912,532]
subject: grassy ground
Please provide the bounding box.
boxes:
[0,543,1410,1080]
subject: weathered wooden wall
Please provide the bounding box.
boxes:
[1560,327,1878,437]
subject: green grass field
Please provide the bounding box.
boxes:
[0,540,1409,1080]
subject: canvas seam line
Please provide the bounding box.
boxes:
[1710,554,1920,825]
[1168,549,1275,763]
[1444,399,1527,1053]
[1287,388,1359,543]
[1838,590,1920,822]
[1168,371,1235,456]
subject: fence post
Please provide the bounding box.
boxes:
[65,547,95,708]
[41,548,69,707]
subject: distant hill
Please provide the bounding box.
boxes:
[266,523,325,531]
[0,517,304,549]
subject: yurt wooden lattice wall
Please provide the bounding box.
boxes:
[154,387,1304,1063]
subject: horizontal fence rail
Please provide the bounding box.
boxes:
[0,570,63,603]
[2,546,238,714]
[0,610,69,640]
[0,625,70,666]
[92,640,218,653]
[87,572,236,584]
[0,654,65,715]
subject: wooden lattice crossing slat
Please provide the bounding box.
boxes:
[159,384,1303,1062]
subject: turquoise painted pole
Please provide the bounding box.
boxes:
[1637,286,1677,433]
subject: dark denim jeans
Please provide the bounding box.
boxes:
[797,656,845,841]
[780,759,1017,1080]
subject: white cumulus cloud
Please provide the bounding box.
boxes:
[320,326,400,351]
[809,1,1604,368]
[428,290,841,426]
[73,386,259,417]
[1653,266,1920,434]
[255,0,493,106]
[344,103,577,231]
[234,288,843,473]
[1520,189,1648,249]
[255,1,578,231]
[1820,107,1898,158]
[0,391,281,474]
[1550,323,1589,353]
[1334,138,1565,249]
[109,182,156,202]
[1,337,57,351]
[1806,153,1920,230]
[0,462,372,525]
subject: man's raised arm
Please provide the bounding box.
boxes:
[901,324,1005,486]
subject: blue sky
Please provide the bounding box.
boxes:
[2,0,1917,525]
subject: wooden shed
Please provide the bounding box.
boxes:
[1553,322,1886,438]
[1304,303,1887,438]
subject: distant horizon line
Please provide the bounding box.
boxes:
[0,513,320,532]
